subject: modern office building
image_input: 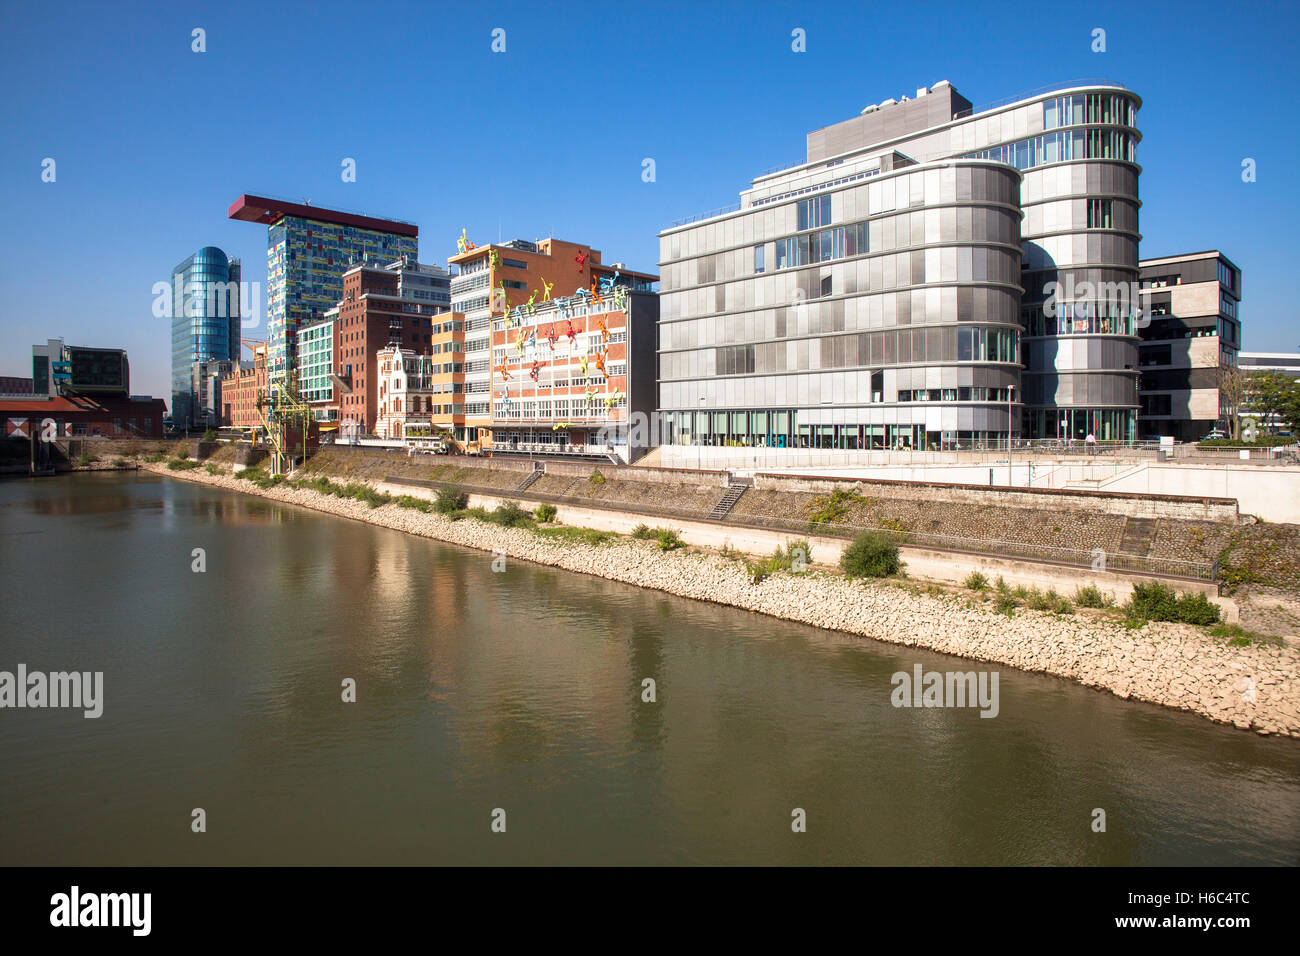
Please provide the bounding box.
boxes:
[448,237,657,453]
[658,80,1142,448]
[170,246,241,429]
[5,338,165,438]
[329,257,452,435]
[0,377,33,395]
[1136,250,1241,440]
[228,195,419,390]
[33,339,131,397]
[297,317,339,423]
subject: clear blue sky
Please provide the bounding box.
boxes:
[2,0,1297,403]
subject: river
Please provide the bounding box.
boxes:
[1,472,1296,865]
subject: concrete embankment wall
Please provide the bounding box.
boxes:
[372,479,1232,615]
[752,472,1241,523]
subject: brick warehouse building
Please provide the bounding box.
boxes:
[329,258,452,435]
[221,342,268,429]
[2,395,167,439]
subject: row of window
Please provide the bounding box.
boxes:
[968,129,1137,170]
[896,387,1016,403]
[1042,93,1137,131]
[662,326,1020,380]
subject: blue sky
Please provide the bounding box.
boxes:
[2,0,1297,402]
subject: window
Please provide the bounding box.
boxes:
[754,244,765,274]
[1087,199,1114,228]
[796,194,832,230]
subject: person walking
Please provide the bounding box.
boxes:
[1086,432,1097,456]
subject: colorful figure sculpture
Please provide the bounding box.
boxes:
[597,317,609,342]
[529,360,541,382]
[488,249,501,271]
[546,323,558,349]
[496,283,510,317]
[457,229,475,254]
[497,361,511,382]
[538,278,554,302]
[575,252,588,273]
[594,351,607,376]
[565,320,577,345]
[599,269,620,294]
[579,354,588,376]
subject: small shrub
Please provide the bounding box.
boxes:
[1073,584,1111,608]
[589,469,606,485]
[201,428,218,443]
[534,503,557,523]
[839,531,901,579]
[964,571,989,591]
[395,494,431,513]
[434,484,467,514]
[76,454,97,467]
[1226,636,1251,647]
[654,528,684,551]
[630,524,655,540]
[167,458,201,471]
[1175,592,1221,626]
[488,500,533,528]
[993,593,1017,617]
[205,463,221,476]
[144,452,167,463]
[1127,582,1179,622]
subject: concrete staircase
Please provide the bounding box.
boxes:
[516,463,545,492]
[707,479,751,520]
[1118,516,1160,556]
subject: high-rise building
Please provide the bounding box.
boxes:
[228,195,419,390]
[1238,351,1299,433]
[448,237,657,454]
[658,81,1142,449]
[1137,250,1241,441]
[170,246,241,429]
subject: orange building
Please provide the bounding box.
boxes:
[447,237,657,459]
[221,343,267,428]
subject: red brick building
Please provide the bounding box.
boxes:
[1,395,167,439]
[221,343,268,429]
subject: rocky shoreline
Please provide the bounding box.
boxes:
[141,462,1300,738]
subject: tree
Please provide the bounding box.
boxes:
[1277,377,1300,436]
[1218,365,1248,440]
[1246,371,1298,434]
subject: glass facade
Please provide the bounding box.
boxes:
[266,217,418,389]
[297,318,336,418]
[170,246,240,429]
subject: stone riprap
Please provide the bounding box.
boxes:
[143,463,1300,739]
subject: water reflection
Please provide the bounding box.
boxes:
[0,472,1296,866]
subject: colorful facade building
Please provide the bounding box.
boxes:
[447,236,657,456]
[228,195,419,389]
[489,288,660,462]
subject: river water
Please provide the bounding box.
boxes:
[1,472,1296,865]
